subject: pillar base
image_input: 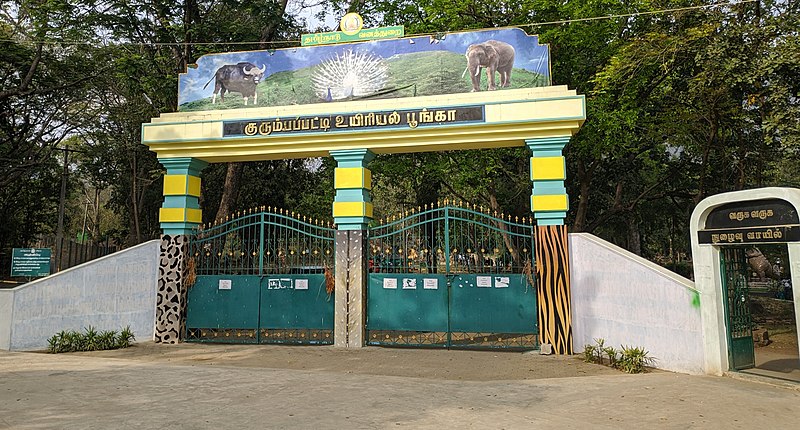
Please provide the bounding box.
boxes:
[535,225,573,354]
[334,230,367,347]
[154,234,189,344]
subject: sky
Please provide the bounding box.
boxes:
[178,28,550,105]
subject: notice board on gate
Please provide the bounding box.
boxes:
[11,248,51,277]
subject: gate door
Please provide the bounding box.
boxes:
[186,208,335,344]
[720,247,755,370]
[367,202,538,350]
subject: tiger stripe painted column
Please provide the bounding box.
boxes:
[330,149,375,347]
[155,157,208,344]
[526,137,573,354]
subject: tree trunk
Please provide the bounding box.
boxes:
[573,158,593,232]
[627,216,641,256]
[488,191,521,266]
[131,150,141,244]
[214,162,244,222]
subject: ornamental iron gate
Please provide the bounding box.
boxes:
[185,208,335,344]
[720,247,755,370]
[367,202,538,350]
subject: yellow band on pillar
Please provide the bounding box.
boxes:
[530,156,566,181]
[159,208,203,223]
[333,201,373,218]
[531,195,568,212]
[164,175,202,196]
[334,167,371,189]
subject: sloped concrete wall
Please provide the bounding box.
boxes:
[570,233,704,374]
[0,240,159,351]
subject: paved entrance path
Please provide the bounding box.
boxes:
[1,344,798,429]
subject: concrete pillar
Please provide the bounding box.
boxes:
[330,149,375,347]
[154,157,208,344]
[526,137,573,354]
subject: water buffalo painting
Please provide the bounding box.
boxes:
[204,62,266,105]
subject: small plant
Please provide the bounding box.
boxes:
[617,346,654,374]
[603,345,619,368]
[83,326,99,351]
[583,344,596,363]
[582,339,654,373]
[47,326,136,353]
[592,338,606,364]
[116,326,136,349]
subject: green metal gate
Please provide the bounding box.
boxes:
[185,208,336,345]
[720,247,755,370]
[367,202,538,350]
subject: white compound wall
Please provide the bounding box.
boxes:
[570,233,704,374]
[0,240,159,351]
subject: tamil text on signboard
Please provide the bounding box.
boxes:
[11,248,52,277]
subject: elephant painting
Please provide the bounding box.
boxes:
[462,40,516,92]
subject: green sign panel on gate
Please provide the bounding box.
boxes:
[11,248,51,277]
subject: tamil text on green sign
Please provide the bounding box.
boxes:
[11,248,52,277]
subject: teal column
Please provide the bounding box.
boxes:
[158,157,209,235]
[330,149,376,230]
[525,137,570,225]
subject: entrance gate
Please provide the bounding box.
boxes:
[366,202,538,350]
[185,208,336,344]
[720,247,755,370]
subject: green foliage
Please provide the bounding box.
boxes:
[47,326,136,353]
[617,346,654,374]
[582,338,653,373]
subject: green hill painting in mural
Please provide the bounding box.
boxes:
[179,51,548,112]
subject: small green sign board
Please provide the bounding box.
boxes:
[11,248,51,277]
[301,26,404,46]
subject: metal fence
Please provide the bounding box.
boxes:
[1,237,121,283]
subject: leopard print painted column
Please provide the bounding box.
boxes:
[155,234,189,343]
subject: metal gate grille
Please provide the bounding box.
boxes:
[720,247,755,370]
[366,201,537,350]
[185,207,335,344]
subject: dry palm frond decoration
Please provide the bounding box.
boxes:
[324,265,335,295]
[185,257,197,289]
[522,259,534,294]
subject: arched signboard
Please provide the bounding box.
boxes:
[697,198,800,245]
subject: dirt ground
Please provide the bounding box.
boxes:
[3,344,800,429]
[749,296,799,379]
[80,341,620,381]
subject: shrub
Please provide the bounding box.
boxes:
[582,339,654,373]
[617,346,654,374]
[47,326,136,353]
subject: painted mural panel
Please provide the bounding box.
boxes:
[178,28,550,112]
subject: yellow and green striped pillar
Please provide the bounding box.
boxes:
[331,149,375,230]
[159,157,208,235]
[155,157,208,344]
[330,149,375,348]
[526,137,573,355]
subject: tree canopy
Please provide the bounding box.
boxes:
[1,0,798,278]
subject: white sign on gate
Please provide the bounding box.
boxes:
[402,278,417,289]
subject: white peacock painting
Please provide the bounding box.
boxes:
[311,49,388,101]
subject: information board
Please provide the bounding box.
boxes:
[11,248,51,277]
